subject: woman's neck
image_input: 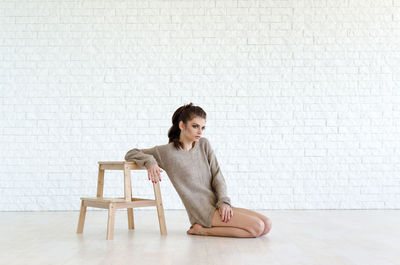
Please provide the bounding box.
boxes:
[179,137,195,151]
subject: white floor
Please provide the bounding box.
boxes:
[0,209,399,265]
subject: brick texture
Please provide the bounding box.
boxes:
[0,0,399,211]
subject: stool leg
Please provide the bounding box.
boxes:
[107,204,115,240]
[124,164,134,230]
[127,208,134,230]
[97,167,105,198]
[153,182,167,235]
[77,200,87,234]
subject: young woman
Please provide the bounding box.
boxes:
[125,103,272,238]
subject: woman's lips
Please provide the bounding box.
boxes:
[195,136,201,138]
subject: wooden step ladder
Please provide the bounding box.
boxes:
[76,161,167,240]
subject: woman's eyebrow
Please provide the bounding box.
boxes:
[193,123,206,127]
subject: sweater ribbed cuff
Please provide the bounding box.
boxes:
[144,158,157,169]
[216,197,231,209]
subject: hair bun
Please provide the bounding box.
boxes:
[183,102,193,109]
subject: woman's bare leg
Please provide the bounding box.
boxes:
[188,224,256,238]
[232,207,272,236]
[187,209,265,238]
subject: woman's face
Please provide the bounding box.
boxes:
[179,117,206,142]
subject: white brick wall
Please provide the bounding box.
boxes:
[1,0,399,211]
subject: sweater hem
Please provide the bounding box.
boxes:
[203,205,217,228]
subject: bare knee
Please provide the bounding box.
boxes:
[261,217,272,236]
[249,219,265,238]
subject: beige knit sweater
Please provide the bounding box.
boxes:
[124,137,231,227]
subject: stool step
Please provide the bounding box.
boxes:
[80,197,158,209]
[80,197,126,203]
[80,197,154,203]
[98,161,144,170]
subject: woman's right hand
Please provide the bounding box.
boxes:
[147,164,163,183]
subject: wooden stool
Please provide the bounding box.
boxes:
[76,161,167,240]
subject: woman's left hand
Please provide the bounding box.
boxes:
[219,203,233,223]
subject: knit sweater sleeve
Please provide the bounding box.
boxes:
[124,145,164,169]
[205,138,231,209]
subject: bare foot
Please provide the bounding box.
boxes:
[186,223,207,236]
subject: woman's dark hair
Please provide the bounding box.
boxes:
[168,102,207,150]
